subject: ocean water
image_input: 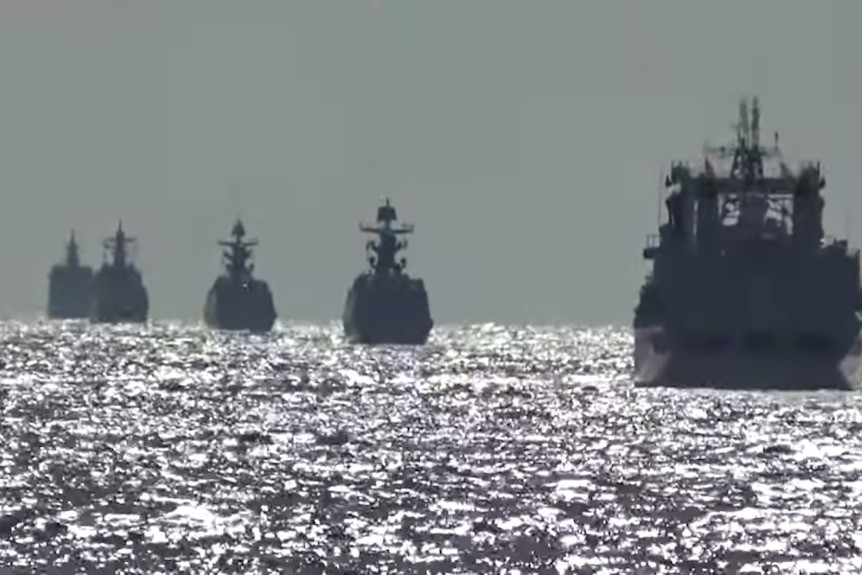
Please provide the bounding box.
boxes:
[0,320,861,574]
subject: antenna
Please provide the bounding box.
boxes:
[736,98,748,145]
[751,96,760,146]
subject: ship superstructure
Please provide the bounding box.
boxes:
[91,220,149,323]
[47,230,93,319]
[203,219,276,332]
[634,97,862,389]
[342,198,433,344]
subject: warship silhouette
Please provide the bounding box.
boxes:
[91,221,149,324]
[342,198,433,344]
[47,230,93,319]
[634,97,862,390]
[203,219,276,332]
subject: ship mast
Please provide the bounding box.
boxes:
[659,96,826,251]
[359,197,414,275]
[65,230,81,268]
[729,96,766,183]
[103,220,136,268]
[218,218,257,281]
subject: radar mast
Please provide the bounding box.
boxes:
[359,197,414,275]
[65,230,81,268]
[218,218,258,282]
[103,220,137,268]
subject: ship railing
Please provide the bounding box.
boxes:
[693,176,798,194]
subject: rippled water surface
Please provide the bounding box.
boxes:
[1,321,861,574]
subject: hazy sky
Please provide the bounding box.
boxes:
[0,0,860,324]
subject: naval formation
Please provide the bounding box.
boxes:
[48,198,432,344]
[45,98,862,390]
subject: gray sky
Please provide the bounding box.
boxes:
[1,0,860,324]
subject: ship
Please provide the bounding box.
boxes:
[203,219,277,332]
[342,198,433,344]
[47,230,93,319]
[634,97,862,390]
[91,220,149,324]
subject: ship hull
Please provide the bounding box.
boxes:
[342,274,433,345]
[91,268,149,324]
[47,266,93,320]
[203,278,276,333]
[634,326,862,391]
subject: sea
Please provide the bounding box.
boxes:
[0,320,861,574]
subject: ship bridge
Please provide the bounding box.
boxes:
[647,97,838,258]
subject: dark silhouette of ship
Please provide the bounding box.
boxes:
[47,230,93,319]
[634,97,862,390]
[91,221,149,324]
[342,198,433,344]
[203,219,276,332]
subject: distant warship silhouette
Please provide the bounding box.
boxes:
[47,230,93,319]
[203,219,276,332]
[342,198,433,344]
[634,97,862,390]
[91,220,149,324]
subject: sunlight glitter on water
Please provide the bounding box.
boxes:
[0,321,860,572]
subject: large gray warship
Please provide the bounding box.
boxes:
[47,231,93,319]
[343,198,433,344]
[91,221,149,324]
[634,97,862,390]
[203,219,276,332]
